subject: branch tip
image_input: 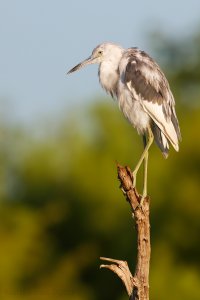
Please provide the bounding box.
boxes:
[99,256,134,297]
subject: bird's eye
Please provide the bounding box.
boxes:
[98,50,103,55]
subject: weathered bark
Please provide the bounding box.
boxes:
[100,164,151,300]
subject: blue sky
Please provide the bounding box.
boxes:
[0,0,200,125]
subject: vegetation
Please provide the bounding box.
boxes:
[0,31,200,300]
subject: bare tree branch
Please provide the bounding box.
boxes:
[100,164,151,300]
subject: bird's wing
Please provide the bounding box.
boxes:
[123,48,181,151]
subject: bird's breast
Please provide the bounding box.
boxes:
[118,82,150,134]
[99,62,119,96]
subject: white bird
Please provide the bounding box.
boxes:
[67,42,181,203]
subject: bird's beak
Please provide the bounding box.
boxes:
[67,56,97,74]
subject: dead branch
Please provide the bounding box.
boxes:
[100,164,151,300]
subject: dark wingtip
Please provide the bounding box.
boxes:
[162,150,169,159]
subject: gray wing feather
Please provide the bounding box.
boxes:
[124,49,173,119]
[123,48,181,148]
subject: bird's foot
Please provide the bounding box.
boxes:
[139,195,146,207]
[136,193,148,212]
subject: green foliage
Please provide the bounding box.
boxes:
[0,32,200,299]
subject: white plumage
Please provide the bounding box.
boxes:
[67,42,181,201]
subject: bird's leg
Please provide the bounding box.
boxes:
[132,127,154,190]
[140,150,149,206]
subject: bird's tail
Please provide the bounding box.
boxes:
[151,122,169,158]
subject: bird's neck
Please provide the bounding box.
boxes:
[99,53,123,97]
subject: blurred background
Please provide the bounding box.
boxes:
[0,1,200,299]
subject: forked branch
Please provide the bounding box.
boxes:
[100,164,151,300]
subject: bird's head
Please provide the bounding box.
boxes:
[67,43,123,74]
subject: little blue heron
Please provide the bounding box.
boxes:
[67,42,181,202]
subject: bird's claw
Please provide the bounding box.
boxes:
[136,194,149,213]
[139,195,145,207]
